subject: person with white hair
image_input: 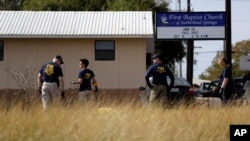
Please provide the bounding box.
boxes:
[38,55,65,111]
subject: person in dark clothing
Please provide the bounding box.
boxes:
[73,58,98,103]
[145,53,175,106]
[217,57,234,105]
[38,55,65,111]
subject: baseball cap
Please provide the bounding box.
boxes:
[152,53,162,60]
[55,55,64,64]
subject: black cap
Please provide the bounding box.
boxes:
[152,53,162,60]
[55,55,64,64]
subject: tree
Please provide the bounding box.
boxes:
[155,40,186,69]
[231,40,250,77]
[22,0,80,11]
[199,51,223,80]
[0,0,24,10]
[105,0,156,11]
[22,0,107,11]
[78,0,107,11]
[199,40,250,80]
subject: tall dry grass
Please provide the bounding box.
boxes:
[1,64,249,140]
[0,98,250,141]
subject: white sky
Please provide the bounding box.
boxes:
[169,0,250,79]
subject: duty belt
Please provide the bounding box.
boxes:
[44,81,55,83]
[80,87,92,91]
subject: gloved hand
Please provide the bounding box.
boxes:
[38,87,42,94]
[61,91,65,99]
[212,86,218,92]
[149,85,154,89]
[94,87,98,93]
[167,87,171,94]
[219,88,224,95]
[92,82,98,92]
[148,83,156,89]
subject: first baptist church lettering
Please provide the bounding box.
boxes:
[167,13,223,21]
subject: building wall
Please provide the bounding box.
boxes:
[0,38,147,89]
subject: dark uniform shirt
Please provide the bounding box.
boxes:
[39,62,63,86]
[219,66,234,92]
[145,63,175,88]
[78,68,95,91]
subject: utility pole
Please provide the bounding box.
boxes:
[178,0,181,10]
[178,0,183,78]
[186,0,194,85]
[224,0,232,65]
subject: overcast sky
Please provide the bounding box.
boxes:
[169,0,250,79]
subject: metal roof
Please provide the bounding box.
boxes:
[0,11,153,38]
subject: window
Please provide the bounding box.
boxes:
[0,41,3,61]
[95,40,115,60]
[146,53,152,68]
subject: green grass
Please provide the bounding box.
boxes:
[0,98,249,141]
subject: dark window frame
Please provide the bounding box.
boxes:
[146,53,152,68]
[95,40,115,61]
[0,40,4,61]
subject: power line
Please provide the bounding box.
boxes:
[194,51,222,54]
[194,50,250,54]
[233,20,250,22]
[195,43,223,47]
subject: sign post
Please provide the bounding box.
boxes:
[156,12,226,40]
[155,12,226,84]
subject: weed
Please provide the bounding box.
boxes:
[2,64,38,111]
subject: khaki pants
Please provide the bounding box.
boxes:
[41,82,59,111]
[79,90,92,103]
[79,90,97,103]
[149,84,167,106]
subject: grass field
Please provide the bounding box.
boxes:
[0,93,250,141]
